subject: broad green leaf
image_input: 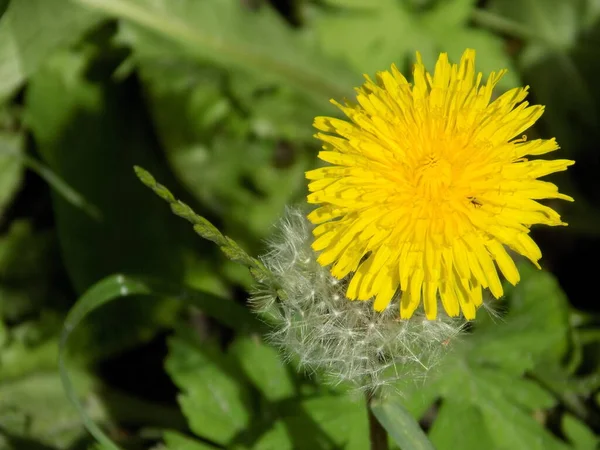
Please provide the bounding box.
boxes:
[562,413,599,450]
[433,366,563,450]
[405,266,571,450]
[0,368,98,449]
[310,0,434,75]
[281,395,369,450]
[163,431,219,450]
[0,132,23,219]
[73,0,357,104]
[0,0,103,99]
[310,0,519,89]
[370,398,435,450]
[0,319,60,381]
[428,399,495,450]
[25,49,185,291]
[25,47,191,356]
[466,264,570,373]
[165,330,252,446]
[251,421,293,450]
[229,336,295,402]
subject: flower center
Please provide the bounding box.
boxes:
[414,154,453,200]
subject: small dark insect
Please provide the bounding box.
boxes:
[468,196,483,208]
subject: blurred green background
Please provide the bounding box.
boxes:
[0,0,599,449]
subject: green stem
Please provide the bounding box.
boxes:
[367,392,389,450]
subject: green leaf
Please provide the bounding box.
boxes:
[370,398,435,450]
[25,49,185,291]
[482,0,600,154]
[58,274,261,450]
[562,413,599,450]
[250,421,293,450]
[309,0,519,89]
[0,370,98,449]
[229,336,295,402]
[466,264,571,373]
[135,61,315,246]
[435,367,562,450]
[428,399,495,450]
[0,0,9,19]
[0,131,23,219]
[73,0,357,104]
[25,47,190,356]
[281,395,369,450]
[163,431,219,450]
[0,0,103,99]
[0,317,61,381]
[404,266,571,450]
[310,0,430,75]
[165,330,253,446]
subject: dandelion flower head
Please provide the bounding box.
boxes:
[306,49,574,320]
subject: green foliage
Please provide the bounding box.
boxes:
[134,166,273,284]
[485,0,600,156]
[310,0,520,89]
[165,330,254,446]
[164,326,370,450]
[0,131,23,220]
[402,265,579,450]
[229,336,295,402]
[73,0,358,103]
[0,0,598,449]
[163,431,219,450]
[0,369,97,449]
[24,46,190,357]
[0,0,102,99]
[562,413,599,450]
[370,398,435,450]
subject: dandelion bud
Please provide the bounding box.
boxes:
[251,208,464,393]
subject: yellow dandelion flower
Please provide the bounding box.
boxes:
[306,49,574,320]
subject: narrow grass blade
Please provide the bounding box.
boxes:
[22,154,102,219]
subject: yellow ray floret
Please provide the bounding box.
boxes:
[306,49,574,320]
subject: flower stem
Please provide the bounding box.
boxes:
[367,392,389,450]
